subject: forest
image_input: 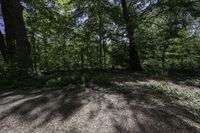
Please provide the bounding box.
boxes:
[0,0,200,133]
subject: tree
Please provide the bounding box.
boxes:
[0,0,197,73]
[0,31,7,62]
[0,0,32,71]
[120,0,142,71]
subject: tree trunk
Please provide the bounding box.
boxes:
[1,0,33,71]
[80,39,84,69]
[161,43,166,71]
[31,30,37,72]
[98,3,103,69]
[0,31,8,62]
[120,0,142,71]
[102,39,106,69]
[1,0,16,61]
[13,0,33,70]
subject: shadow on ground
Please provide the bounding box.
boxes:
[0,73,200,133]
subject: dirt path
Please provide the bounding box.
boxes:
[0,74,200,133]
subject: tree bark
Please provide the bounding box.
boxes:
[13,0,33,70]
[1,0,33,71]
[1,0,16,61]
[0,31,8,62]
[161,43,167,71]
[120,0,142,71]
[102,39,106,69]
[98,2,103,69]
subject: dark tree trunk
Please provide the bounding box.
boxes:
[162,43,166,71]
[102,39,106,69]
[98,7,103,69]
[120,0,142,71]
[1,0,16,61]
[13,0,33,70]
[80,42,84,69]
[31,30,37,72]
[0,31,8,62]
[1,0,33,71]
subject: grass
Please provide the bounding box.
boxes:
[151,82,189,100]
[151,82,200,109]
[186,78,200,87]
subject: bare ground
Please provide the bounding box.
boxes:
[0,73,200,133]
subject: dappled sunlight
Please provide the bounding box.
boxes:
[0,76,199,133]
[0,0,199,132]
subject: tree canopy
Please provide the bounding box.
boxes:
[0,0,199,74]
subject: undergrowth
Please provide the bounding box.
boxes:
[151,82,200,109]
[0,71,112,90]
[186,78,200,87]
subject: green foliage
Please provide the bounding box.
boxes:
[152,81,199,109]
[45,72,111,87]
[0,70,112,89]
[186,78,200,87]
[1,0,200,73]
[151,82,189,100]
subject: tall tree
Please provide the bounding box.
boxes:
[1,0,15,61]
[120,0,142,71]
[1,0,33,71]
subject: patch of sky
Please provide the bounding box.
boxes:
[46,1,60,8]
[46,2,53,8]
[136,0,158,13]
[77,14,89,26]
[20,1,28,8]
[0,16,5,34]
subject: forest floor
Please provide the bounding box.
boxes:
[0,71,200,133]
